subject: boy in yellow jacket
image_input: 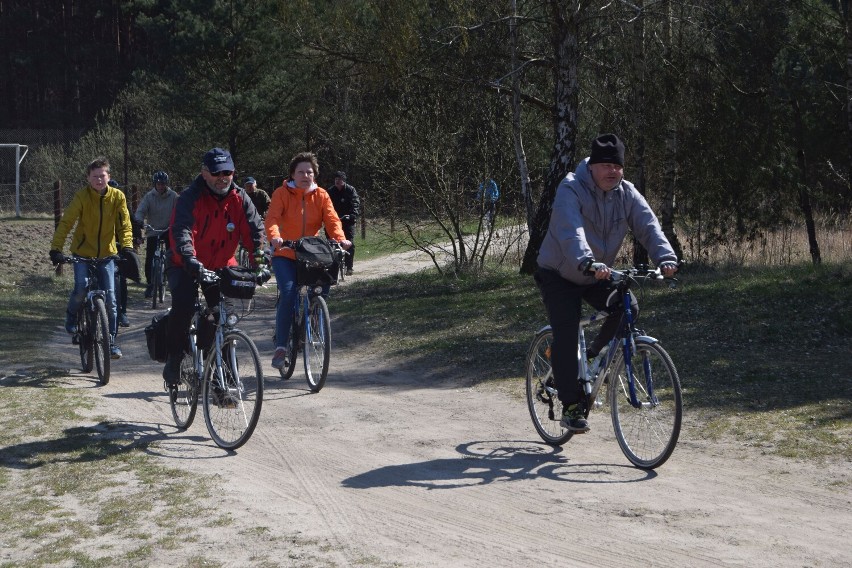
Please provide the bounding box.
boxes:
[50,157,134,359]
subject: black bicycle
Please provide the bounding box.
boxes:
[59,255,119,385]
[525,265,683,469]
[144,224,168,309]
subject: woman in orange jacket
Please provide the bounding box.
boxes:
[265,152,352,369]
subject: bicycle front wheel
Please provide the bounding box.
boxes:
[92,298,110,385]
[171,350,199,429]
[203,330,264,450]
[609,338,682,469]
[151,257,162,309]
[304,296,330,392]
[525,328,572,445]
[77,307,94,373]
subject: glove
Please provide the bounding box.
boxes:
[49,250,64,265]
[185,258,204,277]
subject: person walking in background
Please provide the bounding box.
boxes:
[135,170,178,299]
[266,153,351,369]
[328,171,360,276]
[49,157,134,359]
[476,178,500,226]
[161,148,265,394]
[244,176,271,219]
[535,134,678,433]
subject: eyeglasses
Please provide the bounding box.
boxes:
[209,170,234,178]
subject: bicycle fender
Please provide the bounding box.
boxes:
[635,335,659,345]
[535,324,552,335]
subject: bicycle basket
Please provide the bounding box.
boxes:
[219,266,257,299]
[144,309,170,363]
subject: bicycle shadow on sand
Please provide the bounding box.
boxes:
[341,440,655,490]
[0,419,208,471]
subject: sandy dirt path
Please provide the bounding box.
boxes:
[37,248,852,567]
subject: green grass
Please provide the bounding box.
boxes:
[331,262,852,461]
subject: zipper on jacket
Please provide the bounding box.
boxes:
[97,191,105,258]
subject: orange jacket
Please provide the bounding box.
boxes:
[265,182,344,260]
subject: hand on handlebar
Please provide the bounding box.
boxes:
[49,250,65,265]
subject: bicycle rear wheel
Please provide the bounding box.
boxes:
[304,296,330,392]
[609,338,682,469]
[277,319,298,380]
[525,328,572,445]
[92,297,110,385]
[77,307,94,373]
[203,330,264,450]
[171,350,199,429]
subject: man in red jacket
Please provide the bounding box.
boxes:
[162,148,265,391]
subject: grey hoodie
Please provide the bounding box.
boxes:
[537,158,677,285]
[135,186,178,234]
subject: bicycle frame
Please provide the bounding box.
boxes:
[578,273,663,411]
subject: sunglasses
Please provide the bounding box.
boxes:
[209,170,234,178]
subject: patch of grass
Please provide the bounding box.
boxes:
[333,262,852,461]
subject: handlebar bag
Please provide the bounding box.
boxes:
[219,266,257,299]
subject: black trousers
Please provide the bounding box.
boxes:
[341,221,355,270]
[534,268,637,406]
[164,266,220,359]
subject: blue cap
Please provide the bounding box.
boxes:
[202,147,235,173]
[244,176,256,184]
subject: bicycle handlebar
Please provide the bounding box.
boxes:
[57,253,121,265]
[143,224,169,236]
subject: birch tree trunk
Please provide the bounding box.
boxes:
[520,0,585,274]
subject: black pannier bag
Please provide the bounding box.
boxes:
[295,236,338,286]
[145,309,170,362]
[219,265,257,299]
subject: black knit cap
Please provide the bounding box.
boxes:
[588,134,625,166]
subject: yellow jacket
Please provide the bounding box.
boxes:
[51,185,133,258]
[265,182,344,260]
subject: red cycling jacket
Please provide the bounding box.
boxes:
[168,175,264,271]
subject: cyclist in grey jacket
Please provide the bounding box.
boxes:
[135,170,178,297]
[535,134,678,433]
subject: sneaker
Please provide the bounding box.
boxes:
[118,312,129,327]
[271,346,288,370]
[110,343,122,360]
[345,268,354,276]
[560,403,590,433]
[144,285,153,299]
[162,354,181,386]
[65,312,77,334]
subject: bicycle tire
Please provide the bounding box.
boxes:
[609,338,682,469]
[92,297,110,385]
[277,319,298,380]
[171,349,199,429]
[202,330,264,450]
[77,306,94,373]
[525,328,573,445]
[151,256,161,309]
[304,295,331,392]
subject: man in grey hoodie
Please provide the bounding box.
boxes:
[135,170,178,298]
[535,133,679,433]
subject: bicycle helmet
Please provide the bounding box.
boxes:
[152,170,169,185]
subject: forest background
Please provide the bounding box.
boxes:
[0,0,850,271]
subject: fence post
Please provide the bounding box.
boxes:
[53,180,62,275]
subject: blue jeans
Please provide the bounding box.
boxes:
[68,259,117,337]
[272,257,298,348]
